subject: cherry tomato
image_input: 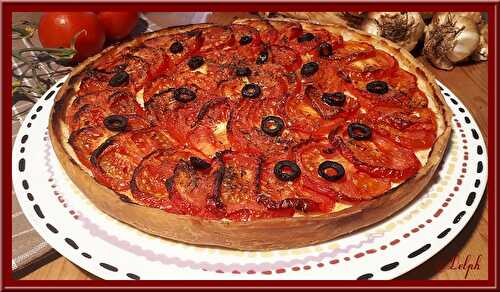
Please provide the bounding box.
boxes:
[97,12,139,40]
[39,12,105,62]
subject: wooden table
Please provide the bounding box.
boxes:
[18,13,489,281]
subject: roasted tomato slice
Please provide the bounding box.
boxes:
[295,139,391,201]
[363,106,437,150]
[68,90,144,132]
[198,26,234,52]
[227,97,299,155]
[68,126,111,169]
[269,45,302,72]
[70,104,107,131]
[248,63,289,99]
[130,148,217,215]
[285,94,324,135]
[257,152,335,213]
[143,31,202,65]
[332,41,376,63]
[107,90,144,116]
[166,158,224,218]
[90,128,177,191]
[131,148,190,210]
[288,29,332,55]
[188,97,232,157]
[231,24,261,49]
[128,45,171,80]
[238,19,279,44]
[303,84,359,121]
[332,130,421,182]
[77,69,121,96]
[144,87,208,142]
[342,50,398,81]
[67,90,114,122]
[271,21,303,44]
[218,152,292,220]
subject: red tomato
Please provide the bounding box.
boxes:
[39,12,105,62]
[97,12,139,40]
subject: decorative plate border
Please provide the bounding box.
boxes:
[12,79,487,280]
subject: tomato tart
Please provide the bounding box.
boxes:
[49,18,452,250]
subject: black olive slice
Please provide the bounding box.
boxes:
[298,32,315,43]
[322,92,346,107]
[235,67,252,77]
[189,156,211,170]
[188,56,204,70]
[318,42,333,57]
[173,87,197,103]
[261,116,285,137]
[241,83,261,99]
[318,161,345,181]
[301,62,319,77]
[256,50,269,64]
[103,115,128,132]
[239,35,253,45]
[366,80,389,94]
[169,41,184,54]
[348,123,372,140]
[274,160,301,181]
[108,71,129,87]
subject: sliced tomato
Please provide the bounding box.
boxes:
[107,90,144,116]
[68,89,144,132]
[131,148,211,214]
[77,69,119,96]
[187,97,232,157]
[90,128,178,191]
[342,50,398,81]
[304,84,360,120]
[70,104,107,131]
[143,31,202,65]
[227,97,299,155]
[129,45,171,80]
[167,159,225,218]
[288,29,331,55]
[122,55,150,92]
[218,152,292,219]
[90,134,142,191]
[198,26,234,52]
[68,126,111,168]
[271,21,303,44]
[364,106,437,150]
[332,41,375,63]
[332,131,421,181]
[258,152,335,213]
[295,139,391,201]
[269,45,302,72]
[285,94,323,135]
[67,90,113,123]
[248,63,289,100]
[129,127,178,154]
[232,23,262,45]
[240,19,279,44]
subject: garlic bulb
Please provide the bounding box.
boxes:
[360,12,425,51]
[472,23,488,61]
[261,12,367,28]
[454,12,483,27]
[424,13,480,70]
